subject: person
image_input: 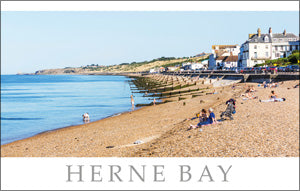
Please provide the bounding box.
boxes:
[131,95,134,107]
[188,109,207,129]
[212,89,218,94]
[153,98,156,106]
[269,90,278,99]
[270,82,276,88]
[195,109,208,122]
[241,88,257,100]
[259,90,286,102]
[263,81,267,88]
[189,108,217,129]
[232,83,236,89]
[220,99,235,120]
[250,85,256,92]
[82,112,90,122]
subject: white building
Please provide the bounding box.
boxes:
[239,27,300,67]
[208,44,240,69]
[213,54,238,69]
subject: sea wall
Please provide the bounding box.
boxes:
[159,72,299,83]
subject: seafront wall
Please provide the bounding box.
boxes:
[157,72,299,83]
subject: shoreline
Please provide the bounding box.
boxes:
[1,96,151,146]
[1,105,148,147]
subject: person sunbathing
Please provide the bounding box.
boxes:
[250,85,256,92]
[259,91,286,102]
[242,89,257,100]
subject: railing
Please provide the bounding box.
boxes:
[251,57,271,60]
[161,70,299,75]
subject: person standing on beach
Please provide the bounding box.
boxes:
[153,98,156,106]
[131,95,134,108]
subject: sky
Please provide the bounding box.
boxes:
[1,11,299,74]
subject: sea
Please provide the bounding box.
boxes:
[1,75,155,145]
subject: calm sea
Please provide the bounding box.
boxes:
[1,75,153,145]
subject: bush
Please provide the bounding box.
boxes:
[64,70,75,73]
[288,52,300,64]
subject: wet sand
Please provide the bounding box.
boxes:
[1,79,299,157]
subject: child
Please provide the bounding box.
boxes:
[189,108,217,129]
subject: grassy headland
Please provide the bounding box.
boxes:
[32,55,209,75]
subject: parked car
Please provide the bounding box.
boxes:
[265,67,277,73]
[278,66,287,72]
[286,65,300,72]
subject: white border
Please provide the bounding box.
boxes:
[1,157,299,190]
[1,1,299,11]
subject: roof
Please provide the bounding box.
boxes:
[272,33,298,39]
[248,33,299,43]
[212,45,239,49]
[216,56,238,62]
[216,56,227,61]
[248,34,272,43]
[224,56,238,62]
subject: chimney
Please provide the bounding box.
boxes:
[269,27,272,37]
[257,28,261,37]
[283,29,286,36]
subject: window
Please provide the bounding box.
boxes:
[265,45,268,49]
[266,52,269,57]
[254,45,257,49]
[280,46,283,50]
[290,45,293,50]
[254,52,257,58]
[276,53,280,58]
[264,36,269,42]
[275,46,278,51]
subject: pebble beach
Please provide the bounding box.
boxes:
[1,77,299,157]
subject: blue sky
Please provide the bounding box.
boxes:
[1,11,299,74]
